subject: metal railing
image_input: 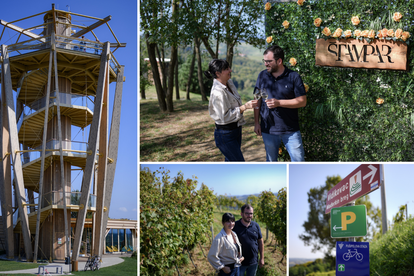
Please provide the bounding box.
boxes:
[21,139,89,165]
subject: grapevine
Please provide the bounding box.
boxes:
[140,168,215,275]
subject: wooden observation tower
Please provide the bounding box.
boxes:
[0,4,125,270]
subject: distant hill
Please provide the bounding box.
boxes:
[289,258,317,267]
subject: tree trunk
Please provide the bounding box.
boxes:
[186,40,196,100]
[166,45,177,112]
[195,38,208,101]
[175,55,180,100]
[226,42,234,68]
[155,44,167,98]
[146,34,167,111]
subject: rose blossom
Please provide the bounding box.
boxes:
[361,30,369,37]
[387,29,394,37]
[266,36,273,43]
[297,0,304,6]
[344,30,352,38]
[368,29,376,39]
[393,12,403,22]
[401,31,410,41]
[279,148,283,155]
[314,18,322,27]
[322,27,331,36]
[282,20,290,29]
[377,31,384,39]
[304,83,309,93]
[354,29,362,37]
[395,28,403,39]
[376,98,384,105]
[289,58,297,66]
[381,28,388,37]
[265,2,271,10]
[351,16,360,26]
[332,28,343,38]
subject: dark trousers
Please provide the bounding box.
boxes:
[218,266,240,276]
[214,127,245,162]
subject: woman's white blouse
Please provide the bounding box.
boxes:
[208,79,246,127]
[207,228,243,271]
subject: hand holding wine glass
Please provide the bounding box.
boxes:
[253,88,261,109]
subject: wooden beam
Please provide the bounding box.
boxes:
[93,61,109,256]
[0,20,45,42]
[1,44,33,261]
[100,66,124,254]
[71,42,110,267]
[0,65,15,259]
[33,49,53,263]
[71,16,112,38]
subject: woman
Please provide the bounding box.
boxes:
[204,59,257,161]
[208,213,244,276]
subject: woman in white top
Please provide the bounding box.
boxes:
[204,59,257,161]
[208,213,244,276]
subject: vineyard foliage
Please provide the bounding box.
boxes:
[256,188,287,257]
[140,168,216,275]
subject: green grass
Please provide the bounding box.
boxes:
[0,257,137,276]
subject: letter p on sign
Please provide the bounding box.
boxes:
[341,212,356,230]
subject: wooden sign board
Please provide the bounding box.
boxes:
[315,38,408,71]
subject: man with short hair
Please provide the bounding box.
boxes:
[233,204,264,276]
[254,45,307,161]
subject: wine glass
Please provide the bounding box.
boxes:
[261,88,268,101]
[253,88,261,109]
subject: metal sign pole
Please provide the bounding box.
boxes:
[380,164,388,234]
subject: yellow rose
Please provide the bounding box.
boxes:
[332,28,343,38]
[351,16,360,26]
[393,12,403,22]
[354,29,362,37]
[279,148,283,155]
[381,28,388,37]
[282,20,290,29]
[297,0,305,6]
[289,58,297,66]
[387,29,394,37]
[266,36,273,43]
[314,18,322,27]
[377,31,384,39]
[304,83,309,93]
[361,30,369,37]
[395,28,403,39]
[265,2,271,10]
[368,29,376,39]
[401,31,410,41]
[376,98,384,105]
[322,27,331,37]
[344,30,352,38]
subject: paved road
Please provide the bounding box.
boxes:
[0,253,131,275]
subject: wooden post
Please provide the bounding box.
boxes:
[1,44,33,261]
[0,71,14,259]
[72,42,110,267]
[99,66,124,255]
[93,57,109,256]
[33,50,53,263]
[52,32,71,265]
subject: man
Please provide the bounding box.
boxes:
[254,45,307,161]
[233,204,264,276]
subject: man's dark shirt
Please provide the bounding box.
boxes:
[254,66,307,135]
[233,219,262,266]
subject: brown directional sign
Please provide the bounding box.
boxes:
[316,38,408,71]
[325,164,381,214]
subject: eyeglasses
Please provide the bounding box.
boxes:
[244,212,253,216]
[262,59,275,64]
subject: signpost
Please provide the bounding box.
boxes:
[331,205,367,238]
[325,164,381,214]
[336,241,370,275]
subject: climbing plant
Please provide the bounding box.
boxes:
[265,0,414,161]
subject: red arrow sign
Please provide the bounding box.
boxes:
[325,164,381,214]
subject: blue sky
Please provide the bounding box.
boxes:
[0,1,137,220]
[289,163,414,259]
[140,163,287,198]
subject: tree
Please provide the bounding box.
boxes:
[299,175,382,261]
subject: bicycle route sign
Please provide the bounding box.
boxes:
[325,164,381,214]
[336,241,369,276]
[331,205,367,238]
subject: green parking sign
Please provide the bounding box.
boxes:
[331,205,367,238]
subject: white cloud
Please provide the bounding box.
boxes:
[119,207,128,212]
